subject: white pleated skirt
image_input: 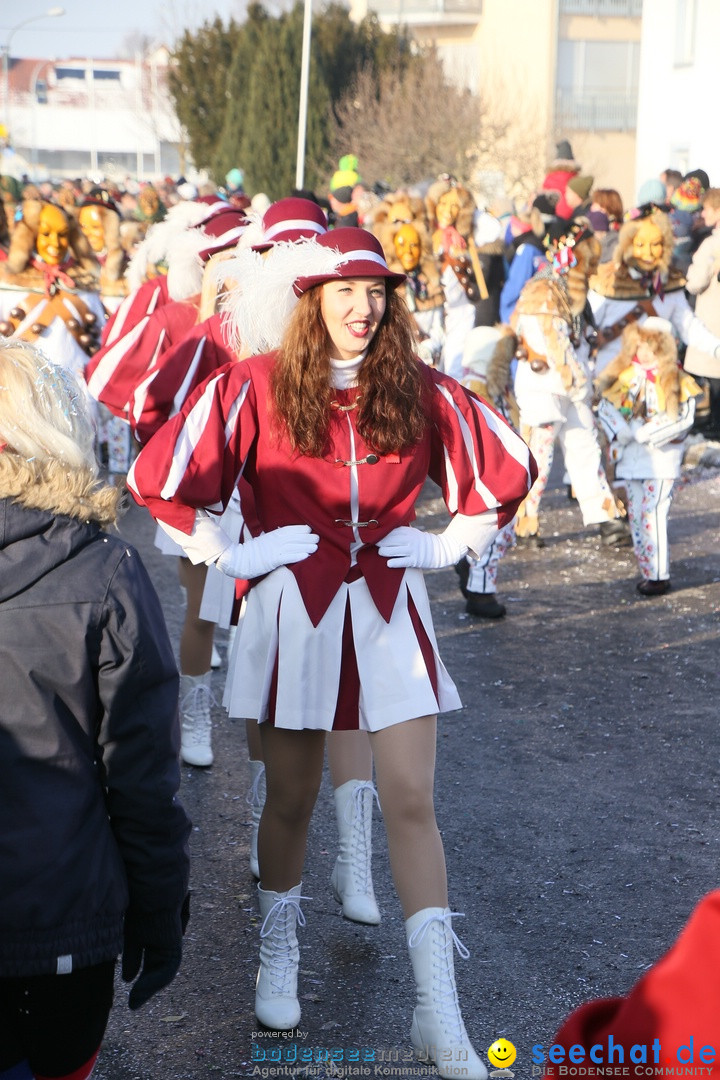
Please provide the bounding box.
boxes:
[199,562,237,628]
[222,566,461,731]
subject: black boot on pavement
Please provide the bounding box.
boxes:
[636,579,671,597]
[465,591,506,618]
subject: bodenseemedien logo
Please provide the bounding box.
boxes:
[488,1039,517,1077]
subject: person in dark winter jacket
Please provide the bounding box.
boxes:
[0,340,191,1080]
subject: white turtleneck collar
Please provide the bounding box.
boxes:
[330,352,366,389]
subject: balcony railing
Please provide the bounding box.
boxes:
[371,0,482,18]
[555,88,638,131]
[559,0,643,15]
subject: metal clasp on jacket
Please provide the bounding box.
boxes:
[333,453,379,468]
[334,518,379,528]
[331,398,361,412]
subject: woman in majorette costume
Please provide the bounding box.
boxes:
[85,203,247,421]
[128,226,535,1073]
[85,202,249,773]
[132,197,389,929]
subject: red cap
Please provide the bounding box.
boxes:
[293,227,406,296]
[196,207,248,262]
[253,197,328,252]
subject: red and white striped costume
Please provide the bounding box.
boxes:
[86,291,198,421]
[128,353,534,730]
[129,310,234,446]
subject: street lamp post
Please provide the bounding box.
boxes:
[2,7,65,135]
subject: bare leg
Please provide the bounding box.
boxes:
[177,558,215,675]
[258,725,326,891]
[327,729,373,786]
[370,715,447,917]
[246,717,263,762]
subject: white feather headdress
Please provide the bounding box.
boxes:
[220,238,345,355]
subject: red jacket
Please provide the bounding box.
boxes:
[129,354,536,626]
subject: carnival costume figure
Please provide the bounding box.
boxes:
[128,227,536,1075]
[594,317,701,596]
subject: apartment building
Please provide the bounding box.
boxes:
[635,0,718,191]
[348,0,642,208]
[1,48,185,184]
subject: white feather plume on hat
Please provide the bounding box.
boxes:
[220,239,345,356]
[125,200,223,292]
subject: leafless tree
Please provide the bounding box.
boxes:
[329,48,483,190]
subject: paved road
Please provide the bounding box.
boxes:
[93,440,720,1080]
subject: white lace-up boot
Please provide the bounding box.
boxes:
[247,760,266,879]
[406,907,487,1080]
[330,779,381,925]
[179,671,214,767]
[255,883,308,1030]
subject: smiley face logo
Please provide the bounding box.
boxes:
[488,1039,517,1069]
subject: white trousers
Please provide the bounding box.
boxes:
[524,398,617,526]
[624,478,675,581]
[466,522,516,593]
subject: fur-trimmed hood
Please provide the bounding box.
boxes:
[594,321,682,419]
[589,209,685,299]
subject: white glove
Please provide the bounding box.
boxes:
[376,526,466,570]
[216,524,319,579]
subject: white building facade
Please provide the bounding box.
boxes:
[2,48,186,183]
[635,0,718,192]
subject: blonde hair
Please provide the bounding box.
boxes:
[0,339,118,526]
[702,188,720,212]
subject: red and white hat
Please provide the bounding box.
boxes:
[252,197,328,252]
[293,227,406,296]
[166,207,248,299]
[196,207,248,262]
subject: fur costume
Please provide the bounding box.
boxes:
[507,222,621,538]
[370,191,427,234]
[585,207,720,377]
[593,318,702,586]
[0,198,99,290]
[373,208,444,314]
[594,321,686,421]
[79,194,127,288]
[589,208,685,301]
[510,222,601,392]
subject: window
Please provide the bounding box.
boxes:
[674,0,696,65]
[55,67,86,81]
[556,39,639,130]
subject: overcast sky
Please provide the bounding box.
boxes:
[1,0,283,60]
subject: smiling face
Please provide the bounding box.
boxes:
[36,203,70,265]
[320,277,387,361]
[487,1039,517,1069]
[631,220,665,273]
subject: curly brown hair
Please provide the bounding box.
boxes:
[270,287,431,457]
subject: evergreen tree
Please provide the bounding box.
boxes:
[239,5,332,200]
[213,4,272,185]
[168,18,242,179]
